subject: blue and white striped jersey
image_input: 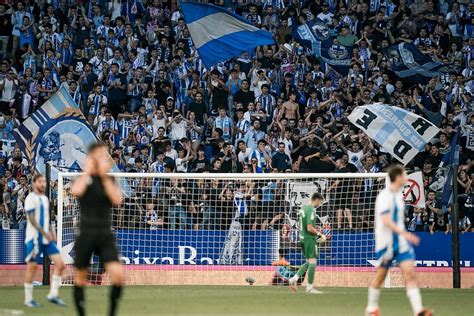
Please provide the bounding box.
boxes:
[24,192,50,245]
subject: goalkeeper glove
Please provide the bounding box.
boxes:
[317,234,327,243]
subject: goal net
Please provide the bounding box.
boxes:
[57,172,403,287]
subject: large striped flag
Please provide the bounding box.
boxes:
[383,42,455,84]
[13,86,96,178]
[179,2,275,68]
[12,86,125,181]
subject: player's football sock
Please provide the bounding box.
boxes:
[24,283,33,303]
[47,275,61,298]
[307,263,316,290]
[306,263,316,291]
[367,287,381,311]
[109,285,122,316]
[407,287,423,315]
[295,263,309,278]
[73,285,85,316]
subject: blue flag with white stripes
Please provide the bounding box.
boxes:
[293,19,352,75]
[13,86,96,178]
[441,130,460,206]
[179,2,275,68]
[384,43,454,83]
[13,86,131,199]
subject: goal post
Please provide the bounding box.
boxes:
[56,172,403,287]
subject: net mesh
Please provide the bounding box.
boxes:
[57,172,405,287]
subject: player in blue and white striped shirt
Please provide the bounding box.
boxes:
[24,174,66,307]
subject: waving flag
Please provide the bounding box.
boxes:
[384,42,454,83]
[13,87,131,200]
[440,130,460,206]
[348,103,439,165]
[13,87,96,178]
[293,19,352,75]
[179,2,275,68]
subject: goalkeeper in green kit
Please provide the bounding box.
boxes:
[289,192,326,294]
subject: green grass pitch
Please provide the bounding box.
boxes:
[0,286,473,315]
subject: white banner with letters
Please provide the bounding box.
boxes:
[466,128,474,151]
[348,103,439,165]
[403,172,426,208]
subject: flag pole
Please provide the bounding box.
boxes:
[451,158,461,288]
[43,162,52,286]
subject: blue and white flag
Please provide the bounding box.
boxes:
[384,43,454,83]
[440,129,460,206]
[219,219,243,265]
[13,86,97,178]
[348,103,439,165]
[293,19,352,75]
[179,2,275,68]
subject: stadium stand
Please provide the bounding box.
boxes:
[0,0,472,236]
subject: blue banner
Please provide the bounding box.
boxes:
[12,86,97,178]
[60,228,280,266]
[0,230,26,264]
[1,230,474,267]
[294,19,352,75]
[287,232,474,267]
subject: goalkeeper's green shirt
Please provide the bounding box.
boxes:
[298,205,316,242]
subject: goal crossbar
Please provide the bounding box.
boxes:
[57,172,388,179]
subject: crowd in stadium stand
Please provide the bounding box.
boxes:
[0,0,473,232]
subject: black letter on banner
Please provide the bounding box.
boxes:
[393,140,412,160]
[356,109,377,129]
[411,118,431,136]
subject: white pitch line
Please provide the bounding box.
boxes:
[0,309,24,316]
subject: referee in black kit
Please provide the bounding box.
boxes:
[71,143,124,316]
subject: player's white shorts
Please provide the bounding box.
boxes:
[25,240,60,264]
[375,246,416,268]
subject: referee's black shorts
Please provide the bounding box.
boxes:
[74,227,120,269]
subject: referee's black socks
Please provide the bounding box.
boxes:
[109,285,123,316]
[73,285,85,316]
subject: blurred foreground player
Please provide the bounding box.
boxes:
[24,174,66,307]
[288,192,326,294]
[366,165,432,316]
[72,143,123,316]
